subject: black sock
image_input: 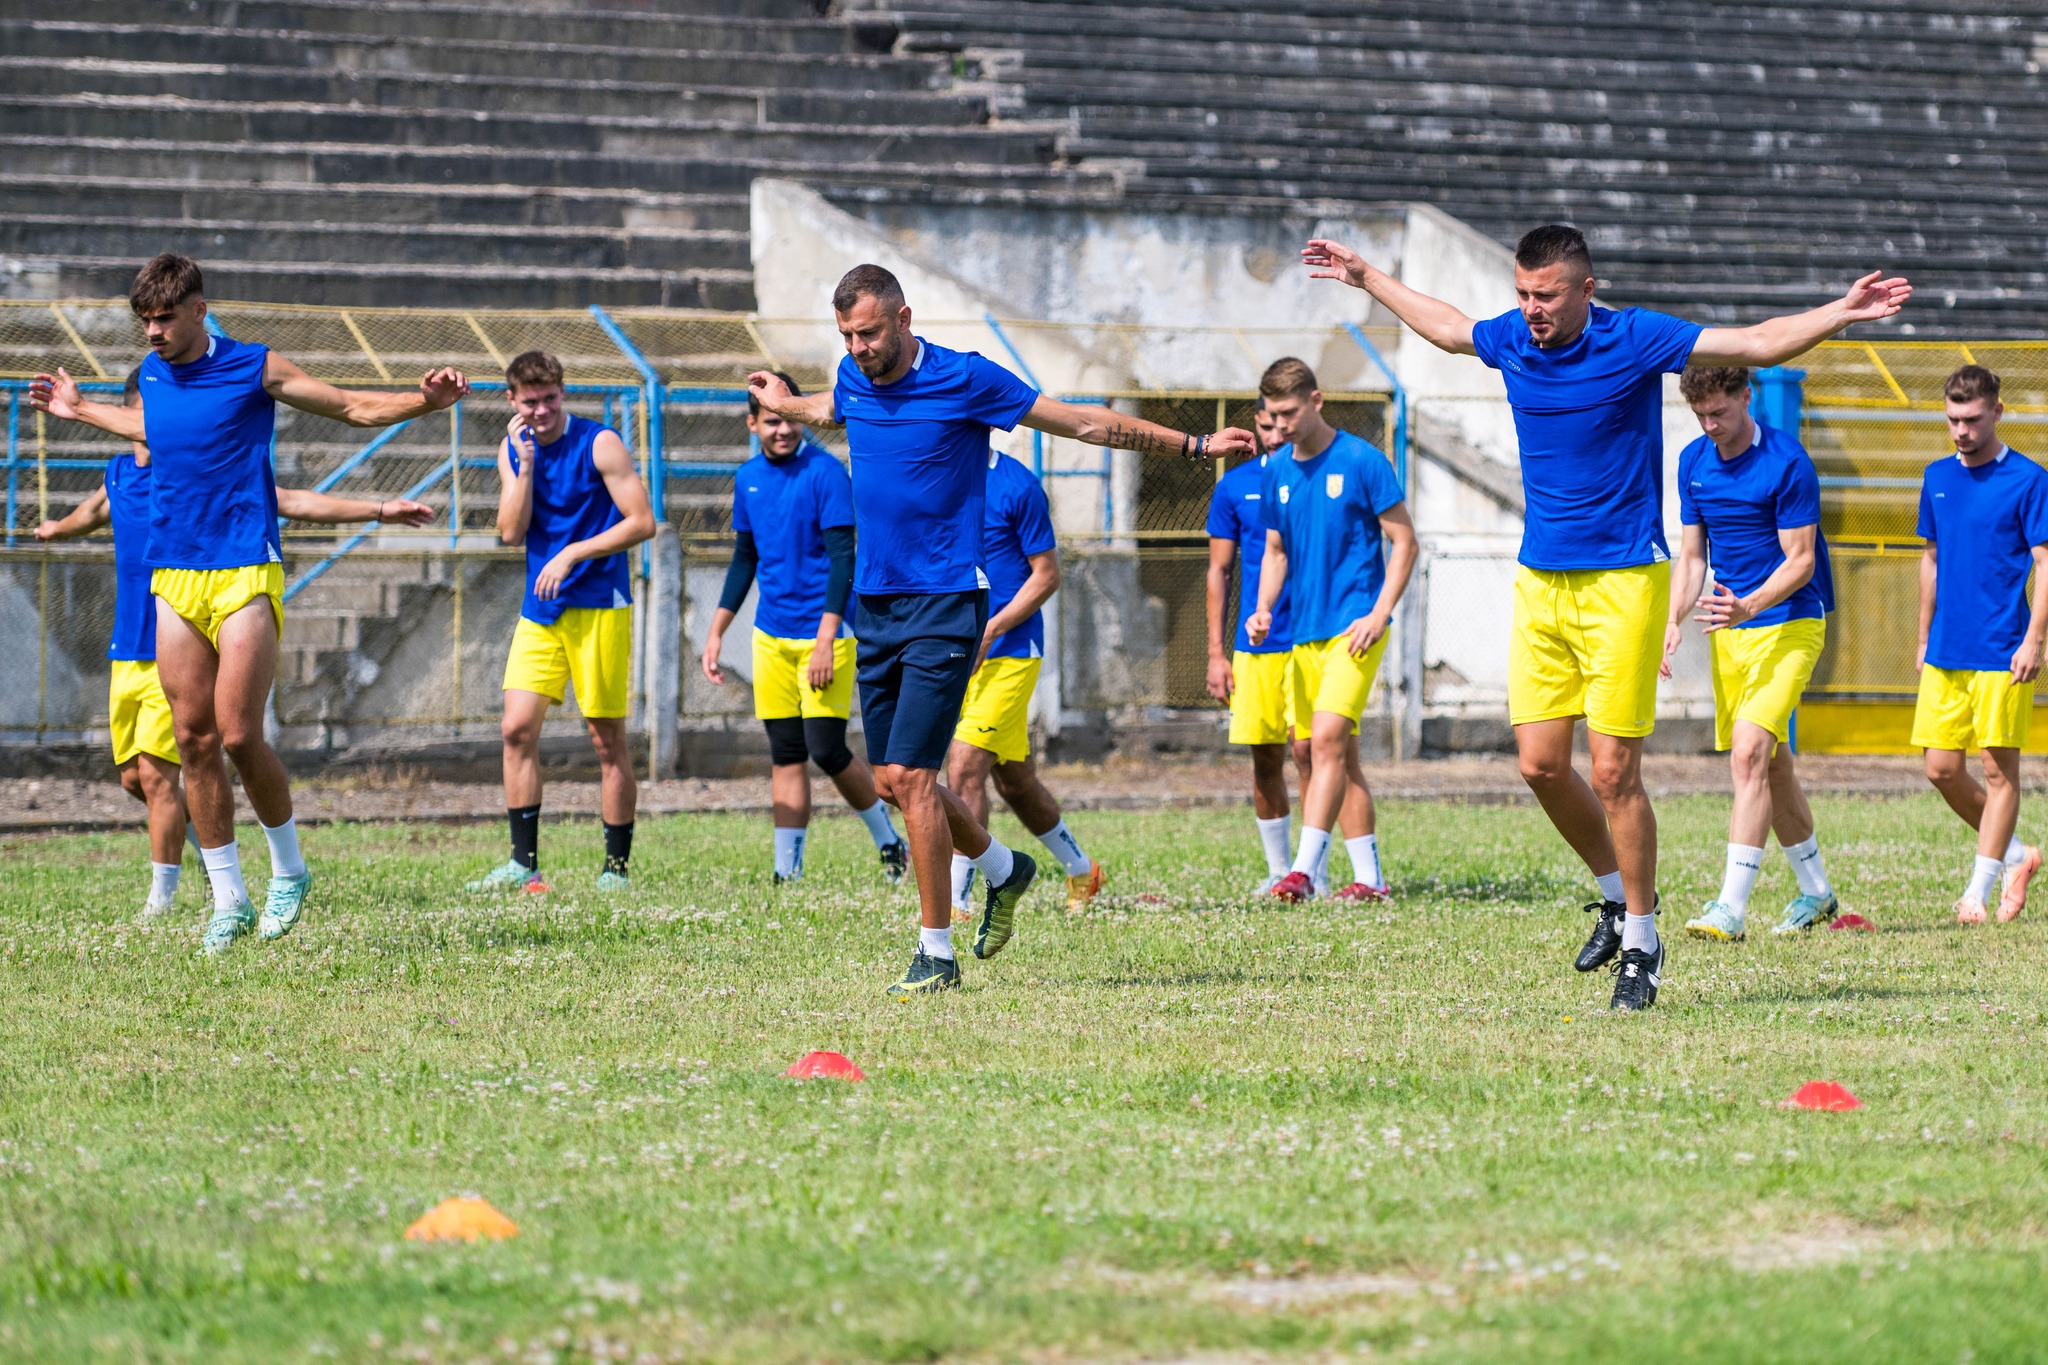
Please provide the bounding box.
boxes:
[603,820,634,876]
[509,804,540,871]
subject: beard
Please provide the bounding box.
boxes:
[853,328,903,379]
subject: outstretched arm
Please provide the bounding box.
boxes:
[746,371,839,428]
[1691,272,1912,367]
[1020,395,1255,460]
[276,488,435,526]
[1301,239,1477,356]
[265,353,469,428]
[35,483,111,541]
[28,369,145,441]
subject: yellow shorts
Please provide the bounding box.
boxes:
[954,656,1041,763]
[1509,562,1669,739]
[1912,665,2034,752]
[1710,618,1826,751]
[108,659,179,767]
[1290,629,1391,737]
[751,630,857,721]
[1228,649,1300,746]
[151,563,284,648]
[503,607,632,719]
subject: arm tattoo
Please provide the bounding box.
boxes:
[1102,421,1185,458]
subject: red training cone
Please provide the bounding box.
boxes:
[1782,1081,1862,1112]
[404,1197,518,1242]
[784,1050,865,1081]
[1828,913,1876,932]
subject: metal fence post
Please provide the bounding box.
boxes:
[1398,549,1428,760]
[644,524,683,778]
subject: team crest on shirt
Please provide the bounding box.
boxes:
[1326,474,1344,499]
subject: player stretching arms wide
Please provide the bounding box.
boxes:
[469,350,654,895]
[1208,400,1316,892]
[1244,358,1417,903]
[700,372,908,885]
[1305,226,1908,1008]
[749,263,1252,997]
[1661,366,1841,941]
[36,367,434,920]
[945,448,1105,917]
[1913,365,2048,925]
[33,253,469,954]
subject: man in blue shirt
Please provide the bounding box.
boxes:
[700,372,908,886]
[1207,400,1313,892]
[1242,359,1418,905]
[945,450,1104,917]
[1911,365,2048,926]
[1304,225,1909,1008]
[1661,366,1841,943]
[749,262,1254,997]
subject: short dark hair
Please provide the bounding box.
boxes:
[1944,364,2001,405]
[1679,365,1751,406]
[505,350,564,392]
[128,253,204,315]
[1258,357,1319,401]
[1514,224,1593,280]
[832,263,905,315]
[748,371,802,418]
[123,367,142,407]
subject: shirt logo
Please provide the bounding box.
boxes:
[1244,493,1260,500]
[1278,486,1291,505]
[1326,474,1344,499]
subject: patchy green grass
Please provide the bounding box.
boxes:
[2,792,2046,1364]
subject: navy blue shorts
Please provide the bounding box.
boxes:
[855,589,988,771]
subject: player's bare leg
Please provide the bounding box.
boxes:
[1516,717,1623,888]
[122,752,188,917]
[1930,746,2029,923]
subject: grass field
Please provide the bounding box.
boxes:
[3,791,2047,1364]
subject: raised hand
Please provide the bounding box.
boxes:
[420,367,470,411]
[378,499,436,527]
[1301,239,1373,290]
[28,368,83,420]
[1204,426,1258,460]
[1839,271,1912,324]
[747,370,794,412]
[505,411,538,469]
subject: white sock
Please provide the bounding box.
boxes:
[773,826,806,880]
[1966,854,2003,905]
[149,862,181,905]
[2004,835,2029,868]
[950,853,975,909]
[855,800,900,850]
[972,838,1016,889]
[1256,815,1292,877]
[919,924,955,960]
[1312,837,1332,894]
[1595,870,1625,904]
[1036,819,1093,877]
[1292,826,1332,878]
[1621,910,1659,955]
[1785,835,1832,899]
[1716,844,1765,915]
[261,816,306,880]
[200,841,248,911]
[1347,834,1383,889]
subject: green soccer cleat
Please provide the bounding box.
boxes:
[467,859,546,894]
[1772,891,1837,935]
[974,851,1037,960]
[201,899,255,956]
[258,870,313,941]
[1684,899,1746,942]
[886,948,961,1000]
[596,869,630,894]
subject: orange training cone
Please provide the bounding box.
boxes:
[1828,912,1876,932]
[1782,1081,1862,1112]
[784,1050,866,1081]
[404,1196,519,1242]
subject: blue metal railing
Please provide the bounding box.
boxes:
[1343,321,1409,490]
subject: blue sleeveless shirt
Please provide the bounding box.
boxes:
[105,451,157,662]
[137,336,281,570]
[510,414,632,625]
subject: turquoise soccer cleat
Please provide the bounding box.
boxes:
[258,870,313,941]
[201,899,255,956]
[466,859,547,894]
[1771,891,1838,935]
[1684,899,1746,942]
[596,869,630,894]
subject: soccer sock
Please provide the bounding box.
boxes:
[1256,815,1292,877]
[1966,854,2003,905]
[1785,835,1832,899]
[603,820,633,876]
[1595,870,1626,904]
[508,804,541,871]
[1347,834,1383,889]
[260,815,306,880]
[773,827,806,880]
[2004,834,2030,867]
[855,800,901,850]
[149,862,181,904]
[950,854,975,909]
[200,841,248,911]
[972,838,1017,889]
[1621,910,1660,955]
[1717,844,1765,915]
[1312,837,1333,892]
[1036,819,1093,877]
[919,924,956,961]
[1292,826,1332,878]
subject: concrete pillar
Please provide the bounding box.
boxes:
[643,525,683,779]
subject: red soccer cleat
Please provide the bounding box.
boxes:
[1270,870,1316,902]
[1331,881,1392,902]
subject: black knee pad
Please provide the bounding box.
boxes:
[763,716,809,767]
[804,717,855,777]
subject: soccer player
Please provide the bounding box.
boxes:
[1911,364,2048,925]
[748,262,1253,997]
[35,368,434,921]
[1304,226,1908,1008]
[469,350,655,895]
[700,371,908,884]
[1242,358,1417,903]
[31,252,469,955]
[1207,401,1316,892]
[1660,365,1841,942]
[945,448,1104,916]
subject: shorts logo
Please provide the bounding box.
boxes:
[1326,474,1344,499]
[1278,485,1291,505]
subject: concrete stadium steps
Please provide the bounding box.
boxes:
[276,553,447,718]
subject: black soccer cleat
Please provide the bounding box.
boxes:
[887,948,961,999]
[974,851,1037,960]
[879,838,909,885]
[1575,899,1626,972]
[1609,939,1665,1011]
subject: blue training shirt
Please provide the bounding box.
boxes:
[1471,304,1703,572]
[1205,455,1293,654]
[1259,429,1407,644]
[832,338,1039,596]
[509,413,632,626]
[137,335,281,570]
[104,451,156,662]
[1677,421,1834,629]
[1918,447,2048,671]
[980,451,1058,660]
[733,439,856,639]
